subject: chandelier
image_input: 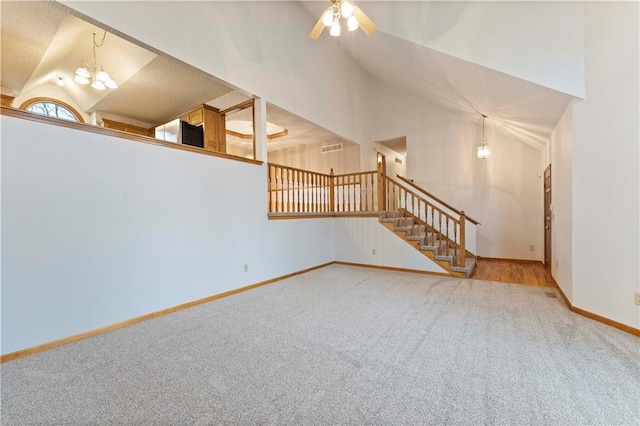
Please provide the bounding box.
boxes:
[322,0,359,36]
[74,31,118,91]
[477,115,491,159]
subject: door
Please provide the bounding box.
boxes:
[544,165,552,267]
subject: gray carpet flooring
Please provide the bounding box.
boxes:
[2,264,639,425]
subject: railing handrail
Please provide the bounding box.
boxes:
[268,163,332,178]
[334,170,376,178]
[384,175,460,224]
[396,174,480,225]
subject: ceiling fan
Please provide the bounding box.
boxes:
[308,0,377,39]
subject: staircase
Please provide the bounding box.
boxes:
[267,163,479,278]
[380,210,476,278]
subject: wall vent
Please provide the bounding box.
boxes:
[395,157,403,164]
[321,143,343,154]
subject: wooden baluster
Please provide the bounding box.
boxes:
[459,212,466,268]
[275,167,280,212]
[315,174,319,212]
[446,216,450,258]
[329,168,335,212]
[438,211,442,254]
[310,173,314,213]
[454,220,458,266]
[295,170,299,212]
[268,166,273,212]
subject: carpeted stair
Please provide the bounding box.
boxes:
[380,210,476,278]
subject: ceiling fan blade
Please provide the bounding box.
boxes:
[308,15,325,39]
[353,6,377,35]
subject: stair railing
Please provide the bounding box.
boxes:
[267,163,378,214]
[382,174,468,267]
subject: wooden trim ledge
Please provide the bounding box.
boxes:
[0,262,334,363]
[551,276,640,337]
[0,106,263,166]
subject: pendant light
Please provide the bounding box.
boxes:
[74,31,118,90]
[477,114,491,159]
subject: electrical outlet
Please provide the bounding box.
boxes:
[529,245,535,252]
[243,264,249,273]
[635,292,640,306]
[372,248,376,255]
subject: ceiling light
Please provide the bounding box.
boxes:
[91,80,106,91]
[330,21,341,37]
[322,9,334,27]
[477,115,491,159]
[74,75,90,85]
[74,31,117,91]
[341,1,354,18]
[309,0,376,39]
[347,15,359,32]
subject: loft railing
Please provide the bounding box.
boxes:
[267,163,379,214]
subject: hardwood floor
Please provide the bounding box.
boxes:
[470,258,555,287]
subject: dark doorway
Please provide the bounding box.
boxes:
[544,165,552,267]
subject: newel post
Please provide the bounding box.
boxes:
[377,159,386,211]
[459,211,466,268]
[329,168,335,212]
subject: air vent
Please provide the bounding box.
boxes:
[395,157,403,164]
[321,143,343,154]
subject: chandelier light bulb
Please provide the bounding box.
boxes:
[75,67,91,79]
[341,1,354,18]
[74,75,90,85]
[322,9,333,27]
[330,21,341,36]
[95,70,110,82]
[104,79,118,89]
[348,15,359,32]
[91,80,106,91]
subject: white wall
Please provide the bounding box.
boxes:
[548,103,573,301]
[362,1,585,98]
[370,80,543,260]
[268,140,361,175]
[334,218,447,274]
[60,1,371,147]
[571,2,639,328]
[1,115,335,354]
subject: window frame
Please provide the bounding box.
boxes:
[20,97,84,123]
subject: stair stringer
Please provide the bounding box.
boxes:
[379,220,467,278]
[333,217,449,275]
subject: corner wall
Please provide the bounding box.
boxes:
[548,104,573,301]
[571,2,639,328]
[1,116,335,354]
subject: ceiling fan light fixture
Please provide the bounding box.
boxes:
[330,21,341,37]
[341,1,354,18]
[347,15,359,32]
[322,9,333,26]
[74,75,90,85]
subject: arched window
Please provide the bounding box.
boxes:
[20,98,84,123]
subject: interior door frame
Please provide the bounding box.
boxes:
[544,164,552,267]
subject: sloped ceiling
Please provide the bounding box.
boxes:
[301,1,575,149]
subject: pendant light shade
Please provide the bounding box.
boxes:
[477,115,491,159]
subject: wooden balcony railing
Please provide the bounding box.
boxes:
[382,175,467,267]
[267,164,378,214]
